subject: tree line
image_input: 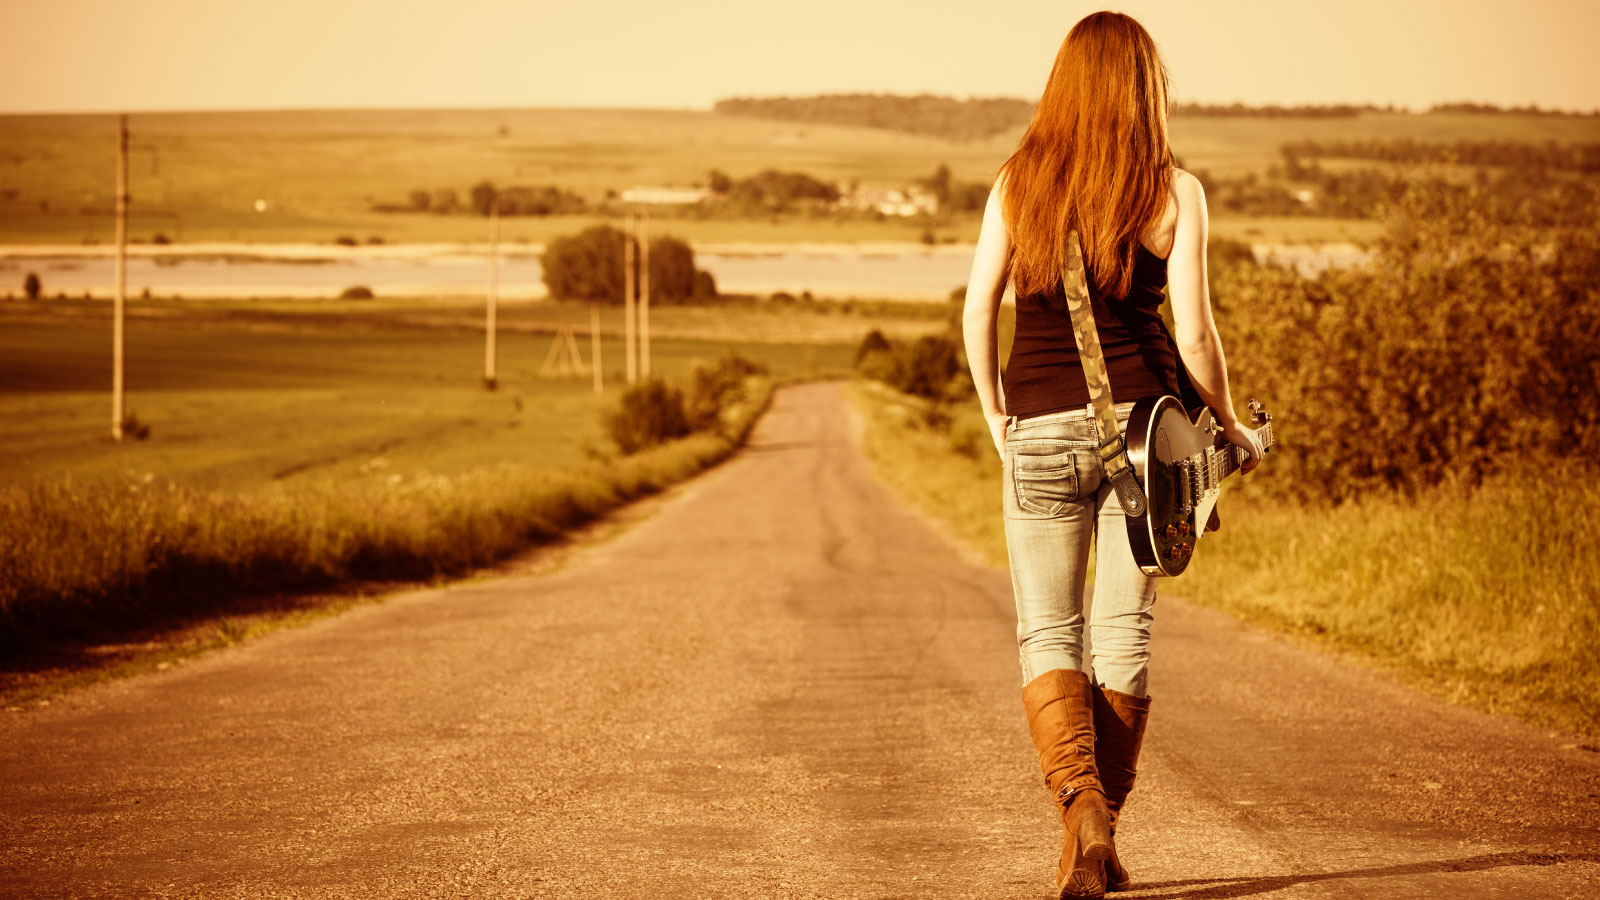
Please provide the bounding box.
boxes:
[1283,138,1600,172]
[714,93,1034,141]
[1191,141,1600,227]
[713,93,1600,141]
[373,182,589,217]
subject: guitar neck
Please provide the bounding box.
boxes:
[1209,423,1274,484]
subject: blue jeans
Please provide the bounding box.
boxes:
[1002,402,1157,697]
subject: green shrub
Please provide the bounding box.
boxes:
[855,328,891,365]
[683,353,768,433]
[603,353,768,453]
[857,332,964,400]
[1214,184,1599,502]
[603,378,691,454]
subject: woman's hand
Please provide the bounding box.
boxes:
[1218,416,1264,474]
[986,411,1009,460]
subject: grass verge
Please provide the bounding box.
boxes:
[848,379,1600,740]
[1,379,773,667]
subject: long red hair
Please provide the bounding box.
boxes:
[1000,11,1175,300]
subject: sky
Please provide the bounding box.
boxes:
[1,0,1596,114]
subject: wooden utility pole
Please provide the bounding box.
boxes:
[640,209,651,379]
[590,302,603,394]
[623,210,637,385]
[111,114,128,441]
[484,193,500,389]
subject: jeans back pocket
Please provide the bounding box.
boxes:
[1007,439,1084,518]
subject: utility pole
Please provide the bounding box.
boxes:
[590,302,603,394]
[623,209,637,385]
[484,193,500,389]
[640,209,651,379]
[111,114,128,441]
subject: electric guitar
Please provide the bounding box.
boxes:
[1124,397,1275,577]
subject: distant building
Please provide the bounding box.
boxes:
[835,183,939,217]
[620,186,713,205]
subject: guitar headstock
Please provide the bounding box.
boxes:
[1247,399,1275,451]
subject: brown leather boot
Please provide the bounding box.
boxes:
[1022,669,1115,899]
[1092,684,1152,893]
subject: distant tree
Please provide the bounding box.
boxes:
[947,181,990,213]
[707,169,732,193]
[922,163,953,206]
[728,169,839,210]
[692,269,718,300]
[470,181,498,217]
[647,235,700,304]
[409,189,431,211]
[543,225,628,302]
[432,188,460,213]
[544,226,715,304]
[23,272,40,300]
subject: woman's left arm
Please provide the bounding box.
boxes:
[962,174,1015,459]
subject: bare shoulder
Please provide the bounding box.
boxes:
[1142,167,1189,257]
[1170,167,1206,214]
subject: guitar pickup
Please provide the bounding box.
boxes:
[1176,460,1195,515]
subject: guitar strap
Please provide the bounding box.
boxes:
[1060,230,1149,518]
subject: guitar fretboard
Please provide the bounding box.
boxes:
[1205,422,1274,487]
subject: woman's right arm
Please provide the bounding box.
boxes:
[1166,169,1263,472]
[962,173,1015,459]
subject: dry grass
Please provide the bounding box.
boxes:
[850,379,1600,740]
[0,379,772,654]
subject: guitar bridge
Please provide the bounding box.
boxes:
[1176,460,1195,515]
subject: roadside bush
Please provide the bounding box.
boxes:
[338,285,375,300]
[857,332,964,400]
[23,272,40,300]
[603,353,768,453]
[855,328,891,365]
[1215,184,1600,502]
[0,380,775,653]
[683,353,769,432]
[603,379,690,454]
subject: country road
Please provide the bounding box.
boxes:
[2,381,1597,899]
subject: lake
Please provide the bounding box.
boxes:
[0,242,1369,302]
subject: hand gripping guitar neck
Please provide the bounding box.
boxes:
[1060,231,1148,518]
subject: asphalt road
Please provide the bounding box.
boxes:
[3,381,1597,899]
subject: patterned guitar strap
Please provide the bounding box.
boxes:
[1060,230,1149,518]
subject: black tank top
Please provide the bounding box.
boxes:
[1004,244,1184,420]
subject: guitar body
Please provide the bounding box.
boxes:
[1125,396,1212,576]
[1124,396,1247,577]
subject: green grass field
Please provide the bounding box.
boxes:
[0,298,884,491]
[3,296,873,676]
[3,107,1595,246]
[847,381,1600,740]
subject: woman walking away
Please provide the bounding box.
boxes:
[960,11,1262,899]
